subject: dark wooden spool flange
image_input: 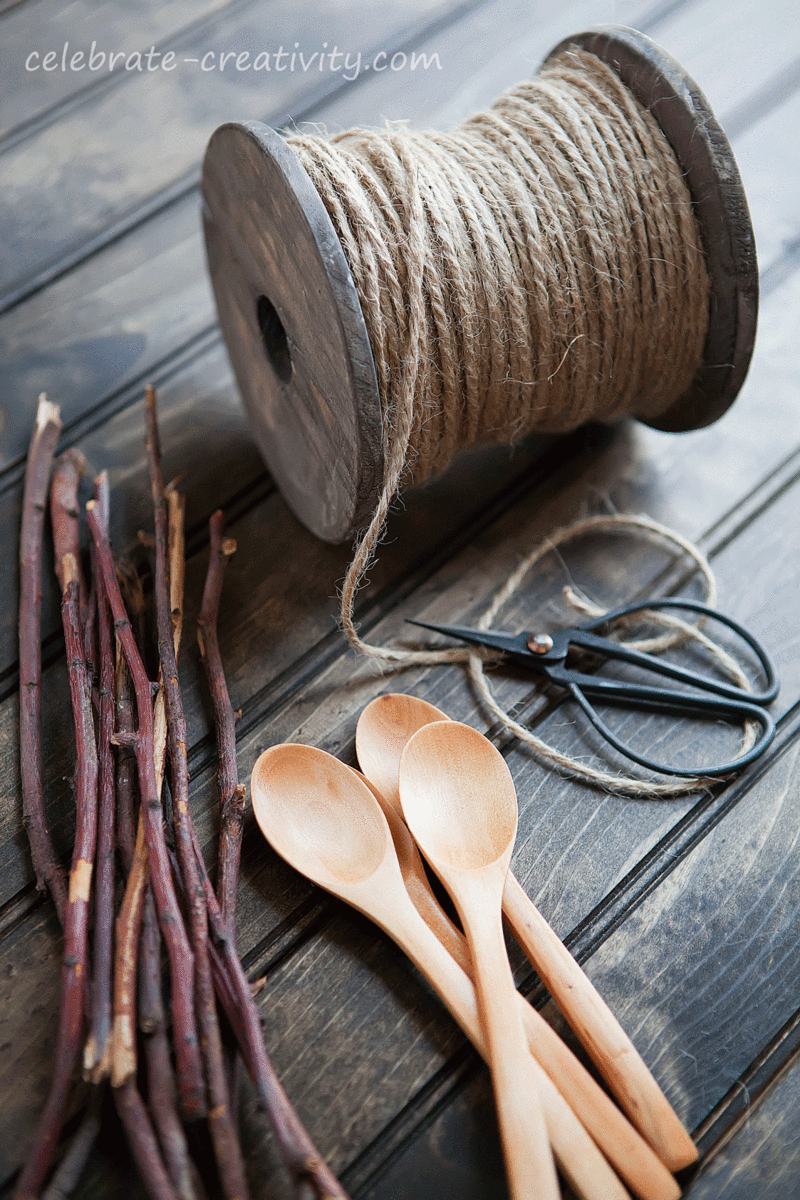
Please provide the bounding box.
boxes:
[201,25,758,544]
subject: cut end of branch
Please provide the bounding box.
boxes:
[222,537,237,557]
[36,393,62,432]
[59,447,88,477]
[60,552,81,590]
[83,1034,111,1084]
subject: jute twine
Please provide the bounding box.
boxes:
[464,512,757,798]
[287,49,734,793]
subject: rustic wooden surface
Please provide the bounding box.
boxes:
[2,0,800,1196]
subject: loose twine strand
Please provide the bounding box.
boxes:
[286,49,734,794]
[465,512,757,798]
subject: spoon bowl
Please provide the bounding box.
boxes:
[251,744,389,893]
[356,692,448,814]
[399,720,518,875]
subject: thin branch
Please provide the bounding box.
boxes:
[192,828,349,1200]
[114,644,138,872]
[114,1080,181,1200]
[112,817,148,1087]
[49,449,87,617]
[87,500,205,1119]
[140,901,200,1200]
[15,529,99,1198]
[146,388,249,1200]
[41,1086,103,1200]
[111,536,173,1091]
[138,478,199,1200]
[19,395,68,922]
[197,510,244,931]
[84,474,115,1083]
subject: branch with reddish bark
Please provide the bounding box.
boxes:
[84,474,116,1084]
[197,510,245,932]
[139,478,199,1200]
[18,395,68,924]
[41,1086,103,1200]
[197,508,245,1127]
[114,1080,181,1200]
[140,896,201,1200]
[196,845,349,1200]
[145,387,249,1200]
[15,472,99,1200]
[87,499,205,1120]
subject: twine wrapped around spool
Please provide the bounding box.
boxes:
[202,25,757,548]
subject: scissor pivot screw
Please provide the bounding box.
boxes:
[527,633,554,654]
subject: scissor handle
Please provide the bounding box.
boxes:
[570,597,779,706]
[549,598,779,777]
[565,679,775,778]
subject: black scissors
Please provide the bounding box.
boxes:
[408,597,779,777]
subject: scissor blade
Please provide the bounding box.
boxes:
[406,618,532,658]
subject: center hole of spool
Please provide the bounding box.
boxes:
[256,294,292,383]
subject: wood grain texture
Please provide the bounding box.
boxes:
[685,1050,800,1199]
[0,0,239,139]
[4,442,800,1188]
[0,0,467,301]
[3,0,800,1195]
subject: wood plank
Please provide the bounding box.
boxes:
[643,0,800,120]
[1,0,793,309]
[3,1,800,1193]
[685,1051,800,1199]
[4,425,800,1188]
[0,0,236,139]
[0,0,472,301]
[730,86,800,274]
[564,724,800,1136]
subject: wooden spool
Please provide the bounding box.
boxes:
[201,25,758,544]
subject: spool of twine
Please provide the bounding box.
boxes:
[284,45,711,659]
[203,28,759,792]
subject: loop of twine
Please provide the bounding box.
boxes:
[465,512,757,798]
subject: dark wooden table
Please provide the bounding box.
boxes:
[2,0,800,1196]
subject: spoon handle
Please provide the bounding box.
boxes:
[458,880,560,1200]
[409,882,678,1200]
[503,873,697,1173]
[388,885,653,1200]
[363,769,677,1200]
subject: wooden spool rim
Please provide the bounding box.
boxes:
[202,24,757,543]
[546,26,758,433]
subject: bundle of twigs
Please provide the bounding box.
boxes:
[16,388,348,1200]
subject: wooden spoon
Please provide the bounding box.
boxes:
[251,744,630,1200]
[399,720,560,1200]
[358,692,697,1175]
[356,767,678,1200]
